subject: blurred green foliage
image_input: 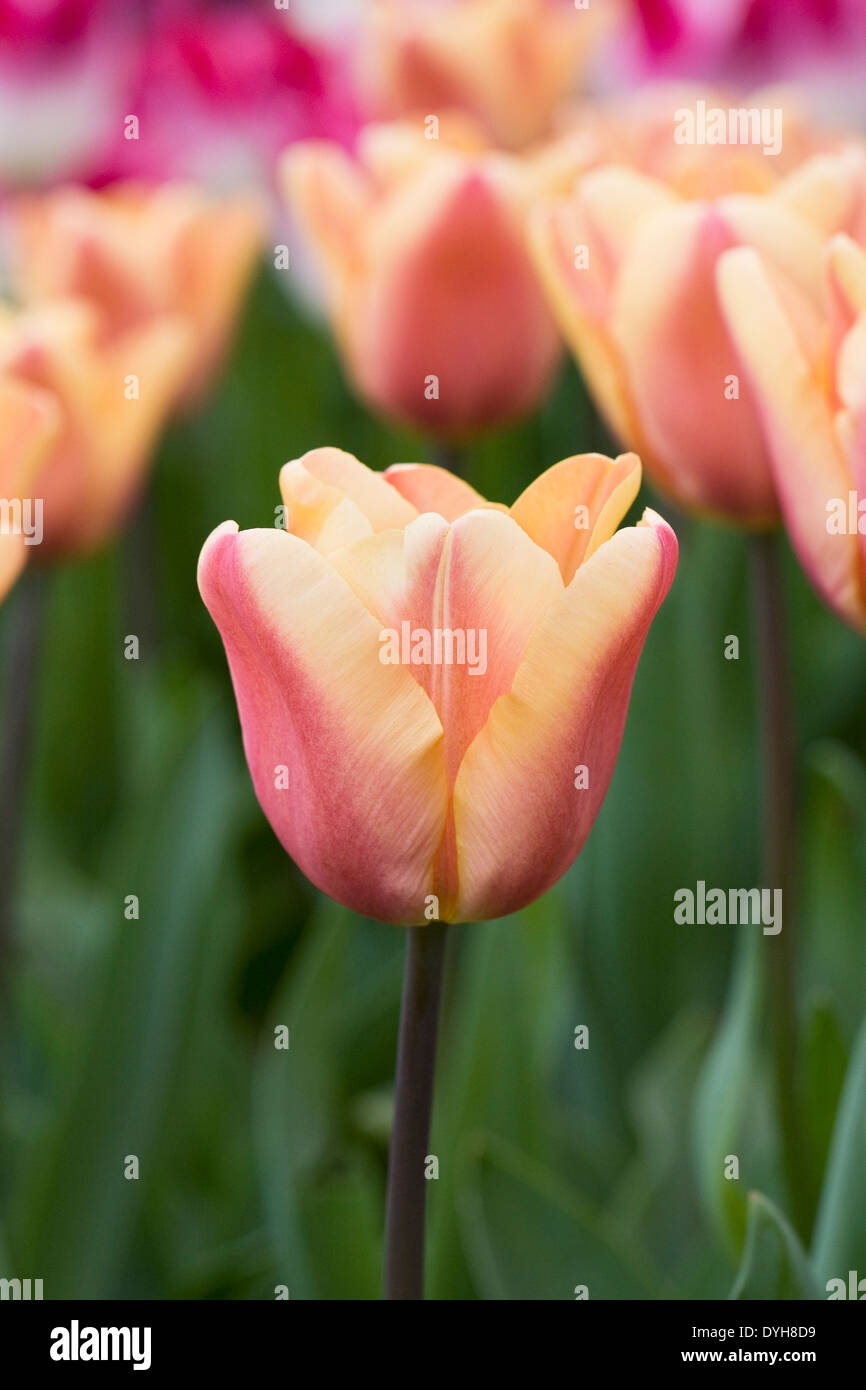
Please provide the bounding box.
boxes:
[1,269,865,1299]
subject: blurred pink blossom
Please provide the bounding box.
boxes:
[0,2,359,195]
[102,2,359,193]
[618,1,866,107]
[0,0,131,188]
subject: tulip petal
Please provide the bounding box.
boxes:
[611,201,778,519]
[0,378,59,600]
[717,245,866,630]
[198,521,448,924]
[509,451,641,582]
[280,446,418,553]
[383,462,490,520]
[350,161,560,432]
[329,508,563,784]
[452,511,677,922]
[281,143,370,292]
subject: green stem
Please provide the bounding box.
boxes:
[384,923,448,1300]
[0,568,48,984]
[749,531,811,1238]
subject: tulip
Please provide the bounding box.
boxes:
[198,446,677,925]
[283,122,564,435]
[717,232,866,634]
[103,2,359,189]
[354,0,608,152]
[0,376,59,601]
[0,1,131,187]
[0,299,189,558]
[8,181,264,405]
[530,145,866,523]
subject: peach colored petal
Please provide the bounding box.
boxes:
[509,451,641,582]
[280,143,369,294]
[451,511,678,922]
[771,147,866,240]
[198,521,448,924]
[0,377,59,600]
[345,161,561,433]
[280,447,418,546]
[717,246,866,631]
[329,507,563,784]
[383,462,490,520]
[611,201,778,520]
[529,198,641,452]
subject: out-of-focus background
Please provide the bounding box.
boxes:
[2,0,866,1301]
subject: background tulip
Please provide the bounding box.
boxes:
[530,146,866,523]
[0,299,189,557]
[283,124,564,435]
[0,375,59,601]
[8,181,264,405]
[718,233,866,633]
[199,447,676,925]
[354,0,608,152]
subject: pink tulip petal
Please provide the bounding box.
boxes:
[717,245,866,631]
[452,511,678,922]
[383,461,491,520]
[612,200,778,520]
[329,507,563,786]
[351,161,561,432]
[198,520,448,924]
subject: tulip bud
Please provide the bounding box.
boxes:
[0,299,190,558]
[198,447,677,924]
[283,123,564,436]
[9,181,264,406]
[718,233,866,633]
[530,145,866,525]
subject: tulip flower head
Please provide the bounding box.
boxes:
[198,447,677,925]
[355,0,609,152]
[0,374,59,601]
[530,145,866,525]
[9,181,264,405]
[718,232,866,634]
[283,122,564,436]
[0,299,189,558]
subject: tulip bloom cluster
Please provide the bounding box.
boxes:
[531,146,866,525]
[199,447,677,925]
[0,180,263,599]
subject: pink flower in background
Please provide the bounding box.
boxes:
[0,0,131,188]
[103,1,359,193]
[615,0,866,122]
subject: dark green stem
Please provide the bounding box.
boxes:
[384,923,448,1300]
[749,531,810,1238]
[0,568,48,983]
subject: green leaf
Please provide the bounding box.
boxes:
[12,707,239,1296]
[811,1018,866,1287]
[729,1191,821,1300]
[692,921,764,1255]
[457,1132,661,1300]
[801,996,848,1207]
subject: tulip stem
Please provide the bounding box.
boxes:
[749,531,810,1239]
[384,922,448,1300]
[0,568,48,985]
